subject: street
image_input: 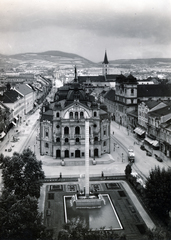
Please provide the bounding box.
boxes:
[1,110,171,183]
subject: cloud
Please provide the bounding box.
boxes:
[0,2,170,45]
[0,0,171,60]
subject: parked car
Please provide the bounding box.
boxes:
[140,145,146,151]
[154,154,163,162]
[146,150,152,156]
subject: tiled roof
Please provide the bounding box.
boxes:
[14,84,33,96]
[143,100,163,109]
[160,119,171,129]
[149,106,171,117]
[104,89,115,101]
[138,84,171,97]
[106,74,119,80]
[40,109,53,122]
[78,76,105,83]
[2,90,23,103]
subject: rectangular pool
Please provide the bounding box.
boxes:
[64,194,123,230]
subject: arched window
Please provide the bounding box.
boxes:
[75,126,80,134]
[64,126,69,135]
[75,112,78,119]
[70,112,73,118]
[80,111,84,118]
[56,138,60,142]
[65,138,68,143]
[94,137,98,142]
[45,143,49,148]
[94,111,97,117]
[56,112,60,117]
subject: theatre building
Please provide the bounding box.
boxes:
[39,71,110,159]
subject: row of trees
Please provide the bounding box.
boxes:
[58,219,126,240]
[125,163,171,239]
[0,149,52,240]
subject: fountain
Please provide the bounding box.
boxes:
[71,119,105,208]
[64,119,123,229]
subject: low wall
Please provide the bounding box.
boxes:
[42,174,126,183]
[75,198,102,208]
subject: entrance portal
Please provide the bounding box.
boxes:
[65,150,69,158]
[56,149,61,158]
[94,148,98,157]
[75,150,80,158]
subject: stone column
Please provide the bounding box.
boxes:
[85,119,89,197]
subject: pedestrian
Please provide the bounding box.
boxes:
[60,172,62,179]
[113,131,114,135]
[101,171,104,178]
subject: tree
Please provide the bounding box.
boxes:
[0,191,45,240]
[0,150,52,240]
[144,166,171,223]
[124,164,132,177]
[1,149,45,199]
[58,218,127,240]
[144,226,171,240]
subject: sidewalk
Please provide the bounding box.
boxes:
[38,152,127,178]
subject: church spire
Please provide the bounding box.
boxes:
[102,50,109,77]
[74,65,78,82]
[102,50,109,64]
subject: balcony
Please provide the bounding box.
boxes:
[74,134,81,138]
[63,134,70,138]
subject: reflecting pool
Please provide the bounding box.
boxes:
[64,194,123,230]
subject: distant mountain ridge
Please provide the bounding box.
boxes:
[3,50,95,64]
[1,50,171,64]
[0,51,171,71]
[108,58,171,65]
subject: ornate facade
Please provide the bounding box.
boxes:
[115,74,138,127]
[40,70,110,159]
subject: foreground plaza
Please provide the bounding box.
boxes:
[39,175,155,240]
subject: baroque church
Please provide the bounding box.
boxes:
[39,67,110,159]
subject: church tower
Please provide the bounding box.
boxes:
[102,50,109,77]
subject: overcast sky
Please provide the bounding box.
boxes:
[0,0,171,62]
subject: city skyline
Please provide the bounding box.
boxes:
[0,0,171,62]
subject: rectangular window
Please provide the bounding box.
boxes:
[71,153,74,157]
[45,127,49,137]
[82,152,84,156]
[48,193,54,200]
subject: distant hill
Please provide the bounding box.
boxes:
[108,58,171,65]
[7,50,96,65]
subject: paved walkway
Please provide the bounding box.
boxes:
[39,179,155,230]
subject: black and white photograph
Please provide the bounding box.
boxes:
[0,0,171,239]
